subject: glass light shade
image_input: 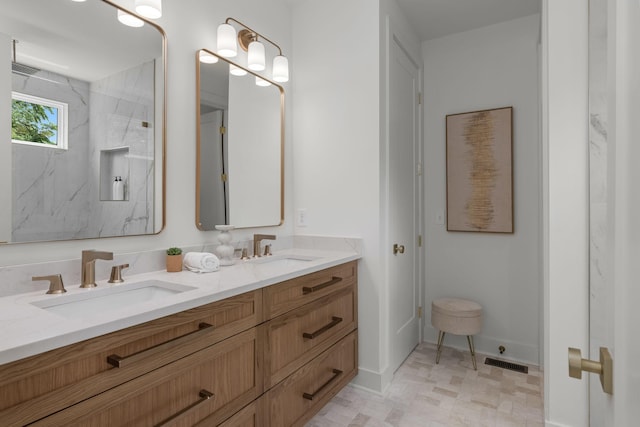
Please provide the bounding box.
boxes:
[272,55,289,82]
[229,64,247,76]
[71,0,87,2]
[247,41,266,71]
[135,0,162,19]
[199,51,218,64]
[117,10,144,27]
[217,23,237,57]
[255,76,271,87]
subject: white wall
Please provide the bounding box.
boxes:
[422,15,542,364]
[0,0,293,266]
[290,0,385,391]
[542,0,589,425]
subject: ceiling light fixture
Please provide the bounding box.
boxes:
[135,0,162,20]
[216,17,289,83]
[117,9,145,27]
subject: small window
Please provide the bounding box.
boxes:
[11,92,68,150]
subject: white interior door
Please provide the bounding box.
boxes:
[587,0,640,423]
[388,33,421,373]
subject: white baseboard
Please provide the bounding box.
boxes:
[350,366,393,394]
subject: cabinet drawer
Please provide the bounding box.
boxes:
[263,261,356,319]
[265,284,357,387]
[31,328,263,427]
[0,290,262,426]
[267,331,357,427]
[208,396,266,427]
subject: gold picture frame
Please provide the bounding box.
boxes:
[446,106,513,233]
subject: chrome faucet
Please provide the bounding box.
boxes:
[81,250,113,288]
[253,234,276,257]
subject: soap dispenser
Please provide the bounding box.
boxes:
[112,176,124,200]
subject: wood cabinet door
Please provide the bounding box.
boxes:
[267,331,358,427]
[30,328,263,427]
[0,290,262,426]
[265,285,357,388]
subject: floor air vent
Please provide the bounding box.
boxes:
[484,357,528,374]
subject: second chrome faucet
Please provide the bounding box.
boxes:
[81,250,113,288]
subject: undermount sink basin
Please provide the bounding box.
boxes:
[250,254,319,268]
[31,280,196,318]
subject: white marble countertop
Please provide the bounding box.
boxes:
[0,247,360,365]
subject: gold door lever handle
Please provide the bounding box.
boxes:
[393,244,405,255]
[568,347,613,394]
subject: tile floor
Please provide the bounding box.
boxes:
[307,343,544,427]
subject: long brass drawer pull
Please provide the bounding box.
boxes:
[302,369,343,400]
[155,389,214,426]
[107,322,214,368]
[303,316,343,340]
[302,276,343,295]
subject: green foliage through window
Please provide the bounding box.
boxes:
[11,99,58,145]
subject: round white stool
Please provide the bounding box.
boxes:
[431,297,483,370]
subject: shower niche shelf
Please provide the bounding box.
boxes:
[100,146,130,201]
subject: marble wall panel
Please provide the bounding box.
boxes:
[11,70,91,242]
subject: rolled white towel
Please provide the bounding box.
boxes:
[183,252,220,273]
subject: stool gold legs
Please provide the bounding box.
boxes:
[436,331,446,364]
[434,331,478,370]
[467,335,477,370]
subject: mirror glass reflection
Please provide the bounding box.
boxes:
[0,0,165,244]
[197,49,283,230]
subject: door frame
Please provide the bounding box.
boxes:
[542,0,590,425]
[382,14,424,379]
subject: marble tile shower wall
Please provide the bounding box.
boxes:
[11,61,155,242]
[12,71,91,242]
[88,60,156,237]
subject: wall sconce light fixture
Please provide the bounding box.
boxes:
[117,9,145,27]
[230,64,248,76]
[135,0,162,19]
[216,18,289,83]
[199,50,219,64]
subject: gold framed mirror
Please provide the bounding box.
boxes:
[0,0,166,244]
[196,49,284,230]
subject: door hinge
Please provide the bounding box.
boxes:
[219,126,226,135]
[418,235,422,247]
[221,173,227,182]
[418,306,423,318]
[417,92,422,105]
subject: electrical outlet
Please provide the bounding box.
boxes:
[296,208,308,227]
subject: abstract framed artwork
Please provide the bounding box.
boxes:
[446,106,513,233]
